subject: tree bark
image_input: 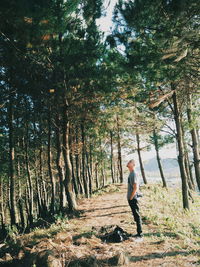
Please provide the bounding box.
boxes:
[62,105,77,212]
[33,118,42,217]
[23,102,34,225]
[16,138,25,228]
[75,126,84,195]
[71,153,79,195]
[86,151,92,196]
[47,99,56,214]
[39,145,48,217]
[55,110,65,212]
[35,171,42,218]
[187,93,200,191]
[24,132,34,226]
[75,152,84,195]
[185,155,195,191]
[80,123,89,197]
[172,90,190,210]
[153,130,167,187]
[8,91,17,225]
[95,162,99,189]
[114,161,118,183]
[110,131,115,183]
[116,116,123,183]
[18,198,25,229]
[101,163,105,187]
[184,143,195,191]
[89,144,93,180]
[0,177,5,229]
[136,132,148,184]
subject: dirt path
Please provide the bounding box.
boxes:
[69,184,199,267]
[1,184,199,267]
[78,184,130,229]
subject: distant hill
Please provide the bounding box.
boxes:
[135,157,181,183]
[141,157,179,172]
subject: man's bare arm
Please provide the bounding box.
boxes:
[129,183,137,200]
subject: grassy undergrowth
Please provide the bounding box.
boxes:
[1,183,200,266]
[140,184,200,249]
[92,183,121,196]
[2,184,121,248]
[4,184,200,247]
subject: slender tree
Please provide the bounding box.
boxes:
[187,93,200,190]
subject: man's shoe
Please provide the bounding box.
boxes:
[133,233,143,238]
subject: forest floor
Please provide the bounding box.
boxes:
[0,183,200,267]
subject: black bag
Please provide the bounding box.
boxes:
[100,226,130,243]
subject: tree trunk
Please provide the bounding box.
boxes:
[172,90,190,210]
[62,105,77,212]
[71,153,79,195]
[101,163,105,187]
[16,139,25,227]
[8,92,17,225]
[182,133,195,201]
[24,142,33,225]
[24,187,30,225]
[110,131,115,183]
[116,116,123,183]
[0,177,5,229]
[24,114,34,226]
[55,111,65,212]
[75,126,84,195]
[197,127,200,145]
[187,93,200,191]
[153,130,167,187]
[95,162,99,189]
[80,123,89,198]
[114,161,118,183]
[184,144,195,191]
[47,100,56,214]
[39,145,48,217]
[18,198,25,229]
[136,133,148,184]
[75,153,84,195]
[33,118,42,217]
[86,151,92,196]
[35,172,42,218]
[89,144,93,180]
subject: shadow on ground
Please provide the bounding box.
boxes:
[129,249,200,263]
[81,205,128,213]
[80,211,129,219]
[143,231,180,239]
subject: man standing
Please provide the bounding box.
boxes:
[127,159,143,238]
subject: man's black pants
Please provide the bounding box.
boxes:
[128,198,142,235]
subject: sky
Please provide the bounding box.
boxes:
[126,144,177,163]
[96,0,117,34]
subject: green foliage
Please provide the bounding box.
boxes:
[113,0,199,103]
[0,0,199,232]
[150,132,174,149]
[92,184,120,196]
[5,225,19,244]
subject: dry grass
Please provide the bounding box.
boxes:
[141,184,200,244]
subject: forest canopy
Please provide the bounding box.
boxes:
[0,0,199,232]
